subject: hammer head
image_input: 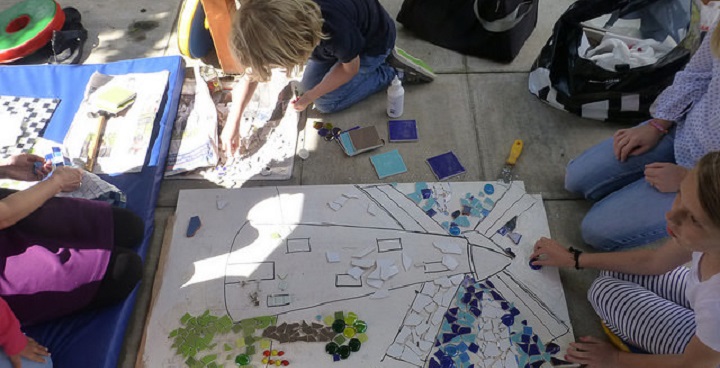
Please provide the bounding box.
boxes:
[87,85,136,118]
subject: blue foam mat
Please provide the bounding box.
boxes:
[0,56,185,368]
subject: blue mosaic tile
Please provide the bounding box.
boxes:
[545,342,560,354]
[407,192,422,203]
[421,188,433,199]
[459,352,470,363]
[457,342,468,352]
[468,343,479,354]
[455,216,471,227]
[426,208,438,217]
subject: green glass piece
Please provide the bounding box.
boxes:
[334,311,344,321]
[348,338,361,352]
[245,336,255,345]
[243,326,254,337]
[235,354,251,366]
[338,345,351,359]
[235,337,245,348]
[344,312,358,325]
[219,315,233,328]
[240,319,256,328]
[169,329,179,338]
[201,354,218,364]
[323,315,334,326]
[332,319,346,333]
[353,320,367,333]
[333,334,346,345]
[343,327,356,338]
[357,333,368,343]
[227,354,233,360]
[208,363,220,368]
[232,324,242,333]
[181,313,192,325]
[325,342,339,354]
[245,345,256,356]
[185,356,199,367]
[224,343,233,351]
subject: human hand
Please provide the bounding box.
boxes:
[219,125,239,157]
[8,337,50,368]
[644,162,688,193]
[0,154,52,182]
[566,336,620,368]
[291,95,312,112]
[530,237,574,268]
[49,167,83,192]
[613,120,668,162]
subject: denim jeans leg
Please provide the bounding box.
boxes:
[581,178,675,251]
[307,51,397,113]
[300,59,335,93]
[565,125,676,201]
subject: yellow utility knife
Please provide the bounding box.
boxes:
[499,139,524,183]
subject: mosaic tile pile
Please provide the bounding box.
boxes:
[385,274,466,365]
[428,276,561,368]
[321,311,369,362]
[404,182,499,236]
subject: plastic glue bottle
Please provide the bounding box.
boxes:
[387,75,404,118]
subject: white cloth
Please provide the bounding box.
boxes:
[686,252,720,352]
[584,37,674,71]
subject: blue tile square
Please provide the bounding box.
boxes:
[388,119,419,142]
[370,149,408,179]
[426,151,466,180]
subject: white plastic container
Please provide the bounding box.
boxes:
[386,75,404,118]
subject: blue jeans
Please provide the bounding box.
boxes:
[0,351,52,368]
[301,50,396,113]
[565,125,677,251]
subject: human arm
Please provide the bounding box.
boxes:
[220,76,259,156]
[0,166,82,229]
[292,56,360,111]
[0,154,52,181]
[0,297,50,368]
[566,336,720,368]
[530,237,691,275]
[653,33,715,123]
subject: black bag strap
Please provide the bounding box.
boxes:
[474,0,534,32]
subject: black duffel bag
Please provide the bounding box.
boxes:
[528,0,696,123]
[396,0,538,62]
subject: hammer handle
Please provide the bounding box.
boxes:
[85,114,108,172]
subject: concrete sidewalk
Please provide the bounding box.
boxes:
[0,0,633,365]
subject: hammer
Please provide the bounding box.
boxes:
[85,85,136,171]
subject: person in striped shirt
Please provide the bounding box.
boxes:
[532,150,720,367]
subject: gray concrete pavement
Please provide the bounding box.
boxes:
[0,0,638,365]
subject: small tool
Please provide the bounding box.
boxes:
[85,85,136,171]
[498,139,524,183]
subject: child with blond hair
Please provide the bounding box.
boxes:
[220,0,435,155]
